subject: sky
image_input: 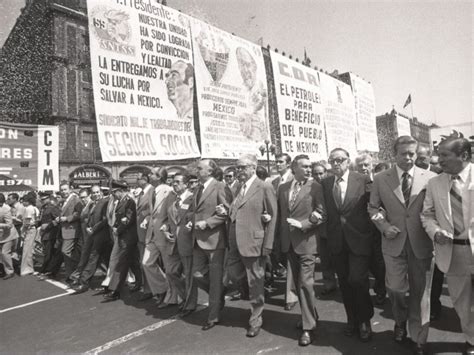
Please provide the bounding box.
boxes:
[1,0,472,128]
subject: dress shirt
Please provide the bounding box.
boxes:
[334,169,350,203]
[450,163,471,239]
[241,174,258,196]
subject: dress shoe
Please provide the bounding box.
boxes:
[72,285,89,294]
[154,293,167,307]
[246,326,261,337]
[374,293,386,305]
[343,321,357,337]
[414,343,427,355]
[92,287,109,295]
[359,322,372,342]
[284,302,297,311]
[103,291,120,301]
[3,273,15,280]
[178,309,194,318]
[393,322,407,343]
[298,330,313,346]
[321,287,337,296]
[202,321,218,331]
[138,293,153,302]
[465,342,474,355]
[157,302,170,309]
[65,278,74,285]
[129,284,141,293]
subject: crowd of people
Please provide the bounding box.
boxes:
[0,134,472,355]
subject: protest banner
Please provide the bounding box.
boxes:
[320,72,357,158]
[191,18,271,159]
[270,51,326,160]
[0,122,59,193]
[87,0,200,161]
[396,114,411,136]
[340,73,379,152]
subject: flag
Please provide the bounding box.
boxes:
[302,48,311,67]
[403,94,411,108]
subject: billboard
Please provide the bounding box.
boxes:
[87,0,200,162]
[0,122,59,192]
[191,18,270,159]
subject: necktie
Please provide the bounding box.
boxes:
[195,184,204,205]
[402,172,412,207]
[333,178,342,209]
[450,175,464,236]
[290,181,303,209]
[175,195,181,209]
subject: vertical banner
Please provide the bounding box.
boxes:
[320,73,357,158]
[341,73,379,152]
[0,122,59,193]
[270,51,326,161]
[396,114,411,136]
[87,0,200,161]
[191,18,270,159]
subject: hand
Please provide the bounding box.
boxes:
[195,220,207,230]
[160,224,169,232]
[434,230,452,245]
[287,218,302,230]
[185,221,193,231]
[261,211,271,223]
[262,247,272,257]
[383,225,401,239]
[52,220,58,226]
[164,231,175,243]
[215,204,227,216]
[309,211,322,224]
[140,220,148,229]
[60,216,67,223]
[86,227,93,235]
[120,217,128,224]
[371,211,386,222]
[112,227,118,235]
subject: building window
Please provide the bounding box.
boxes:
[82,130,94,161]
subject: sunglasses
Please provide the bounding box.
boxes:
[328,157,348,165]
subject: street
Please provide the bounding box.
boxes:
[0,268,467,354]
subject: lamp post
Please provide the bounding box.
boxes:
[259,139,276,175]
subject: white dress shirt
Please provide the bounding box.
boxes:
[334,169,350,203]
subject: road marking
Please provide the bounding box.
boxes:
[257,346,282,354]
[44,278,75,292]
[0,292,71,314]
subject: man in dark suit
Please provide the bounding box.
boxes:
[56,181,83,281]
[103,180,140,301]
[227,154,277,338]
[166,172,197,317]
[38,195,62,277]
[224,168,241,198]
[72,185,112,293]
[277,154,326,346]
[321,148,374,342]
[188,159,231,330]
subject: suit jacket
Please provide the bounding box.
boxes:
[113,195,138,242]
[146,184,174,250]
[60,193,82,240]
[368,166,435,259]
[167,192,194,257]
[39,204,61,241]
[87,198,110,240]
[228,177,277,257]
[322,171,374,256]
[272,172,294,193]
[191,179,230,251]
[0,204,18,243]
[277,179,326,255]
[136,184,155,244]
[421,163,473,272]
[225,181,241,199]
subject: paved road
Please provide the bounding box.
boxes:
[0,269,467,354]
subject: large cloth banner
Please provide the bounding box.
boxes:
[0,122,59,192]
[191,18,270,159]
[341,73,379,152]
[396,114,411,136]
[320,73,357,158]
[87,0,200,161]
[270,51,327,161]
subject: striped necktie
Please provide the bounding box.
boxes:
[290,181,303,209]
[450,175,464,236]
[333,177,342,209]
[402,172,412,207]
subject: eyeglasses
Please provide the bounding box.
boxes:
[328,157,348,165]
[236,165,251,170]
[224,175,233,178]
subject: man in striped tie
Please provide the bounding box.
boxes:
[421,136,474,355]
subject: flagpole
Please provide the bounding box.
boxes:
[410,95,414,119]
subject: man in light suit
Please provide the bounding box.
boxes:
[143,167,177,307]
[369,136,435,355]
[188,159,231,330]
[56,181,83,281]
[276,154,326,346]
[0,193,18,279]
[136,172,155,299]
[227,154,277,338]
[421,136,474,355]
[322,148,374,342]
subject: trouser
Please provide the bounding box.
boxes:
[0,240,16,275]
[40,238,63,275]
[180,254,197,311]
[108,234,140,292]
[70,232,94,281]
[287,247,319,330]
[430,264,444,315]
[445,244,474,344]
[190,245,225,323]
[142,242,171,298]
[285,257,298,304]
[317,236,337,290]
[80,232,113,286]
[21,227,36,276]
[369,232,386,296]
[61,238,79,279]
[332,240,374,325]
[383,238,431,345]
[137,239,151,294]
